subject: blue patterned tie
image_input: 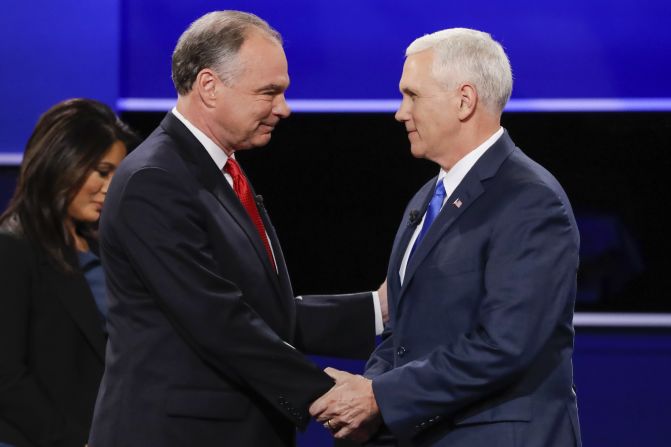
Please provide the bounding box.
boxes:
[410,180,447,257]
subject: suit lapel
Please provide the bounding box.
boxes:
[43,261,106,361]
[256,198,296,325]
[159,114,283,298]
[397,131,517,301]
[399,176,484,299]
[210,178,282,289]
[256,199,293,297]
[388,181,435,291]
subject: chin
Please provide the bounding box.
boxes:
[252,134,272,147]
[409,145,427,159]
[85,211,101,223]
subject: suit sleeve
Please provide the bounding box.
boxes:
[293,292,375,359]
[371,183,579,438]
[364,326,395,378]
[112,168,333,429]
[0,235,71,446]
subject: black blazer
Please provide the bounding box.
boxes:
[0,233,106,447]
[89,113,375,447]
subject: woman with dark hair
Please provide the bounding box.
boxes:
[0,98,137,447]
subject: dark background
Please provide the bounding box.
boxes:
[112,111,671,312]
[2,112,671,446]
[3,111,669,311]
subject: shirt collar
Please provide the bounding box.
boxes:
[438,127,504,198]
[171,107,232,170]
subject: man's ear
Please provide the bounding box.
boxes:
[457,83,478,121]
[194,68,219,108]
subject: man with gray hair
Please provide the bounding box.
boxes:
[89,10,385,447]
[311,28,581,446]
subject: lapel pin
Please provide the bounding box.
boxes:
[453,198,463,208]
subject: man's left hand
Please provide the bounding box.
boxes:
[309,367,382,443]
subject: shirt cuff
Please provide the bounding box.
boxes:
[372,291,384,335]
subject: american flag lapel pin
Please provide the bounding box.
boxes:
[453,198,463,208]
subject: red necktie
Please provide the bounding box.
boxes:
[224,158,276,271]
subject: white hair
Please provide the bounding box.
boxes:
[406,28,513,113]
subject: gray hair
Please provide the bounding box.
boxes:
[171,10,282,95]
[406,28,512,113]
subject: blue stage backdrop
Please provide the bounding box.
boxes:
[120,0,671,100]
[2,0,670,155]
[0,0,120,158]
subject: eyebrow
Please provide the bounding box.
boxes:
[255,83,287,93]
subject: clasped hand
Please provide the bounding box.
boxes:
[309,367,382,443]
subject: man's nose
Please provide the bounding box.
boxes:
[273,94,291,118]
[395,98,409,122]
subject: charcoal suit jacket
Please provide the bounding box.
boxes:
[89,113,375,447]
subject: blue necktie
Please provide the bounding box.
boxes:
[410,180,447,257]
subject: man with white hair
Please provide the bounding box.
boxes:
[311,28,582,446]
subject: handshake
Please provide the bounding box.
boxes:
[309,367,383,444]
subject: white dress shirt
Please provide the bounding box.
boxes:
[399,127,504,285]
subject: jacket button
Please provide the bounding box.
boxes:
[397,346,407,357]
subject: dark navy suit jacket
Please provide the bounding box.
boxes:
[89,113,374,447]
[365,131,582,447]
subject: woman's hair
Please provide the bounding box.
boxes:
[0,98,138,272]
